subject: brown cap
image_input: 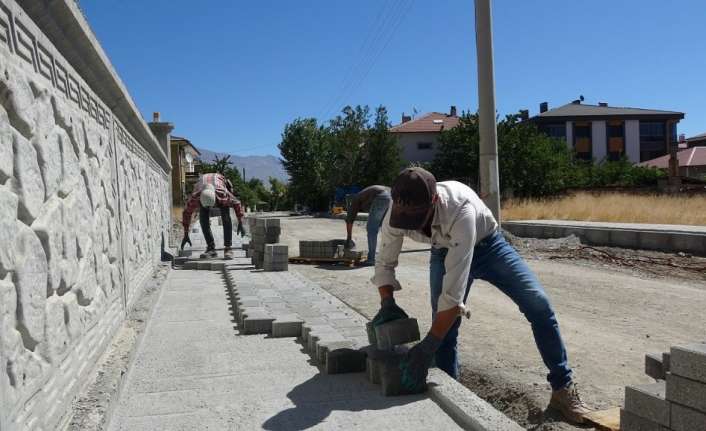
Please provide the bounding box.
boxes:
[389,167,437,230]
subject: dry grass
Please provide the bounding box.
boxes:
[502,192,706,226]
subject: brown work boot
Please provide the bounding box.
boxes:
[224,247,234,260]
[549,382,592,424]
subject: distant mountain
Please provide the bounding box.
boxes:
[196,147,288,183]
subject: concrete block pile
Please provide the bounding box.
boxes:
[249,218,282,269]
[299,240,340,258]
[264,244,289,271]
[299,240,365,261]
[622,342,706,431]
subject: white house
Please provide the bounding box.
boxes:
[389,106,460,164]
[530,100,684,163]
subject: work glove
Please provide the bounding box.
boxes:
[400,333,443,392]
[180,233,192,250]
[236,221,245,237]
[371,297,408,327]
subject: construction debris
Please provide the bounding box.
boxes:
[546,245,706,276]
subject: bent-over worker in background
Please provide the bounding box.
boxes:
[345,185,392,266]
[370,167,592,424]
[181,173,245,259]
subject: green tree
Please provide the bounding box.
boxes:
[359,106,402,186]
[496,114,573,197]
[430,112,573,197]
[268,177,288,211]
[325,105,370,190]
[429,112,480,186]
[278,118,329,210]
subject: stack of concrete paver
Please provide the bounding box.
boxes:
[299,240,365,261]
[249,218,281,269]
[622,342,706,430]
[263,244,288,271]
[365,319,422,396]
[299,240,340,258]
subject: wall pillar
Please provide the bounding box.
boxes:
[148,113,175,246]
[148,113,174,201]
[592,121,607,162]
[565,121,574,150]
[625,120,640,163]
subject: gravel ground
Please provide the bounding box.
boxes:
[275,215,706,431]
[67,264,170,430]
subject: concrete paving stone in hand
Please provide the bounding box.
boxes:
[380,352,426,397]
[375,318,421,350]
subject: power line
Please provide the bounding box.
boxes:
[333,0,413,118]
[318,0,413,122]
[323,0,409,121]
[317,0,395,121]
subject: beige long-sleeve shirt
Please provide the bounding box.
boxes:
[371,181,498,312]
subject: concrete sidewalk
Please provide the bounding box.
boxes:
[108,251,462,429]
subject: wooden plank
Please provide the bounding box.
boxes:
[583,407,620,431]
[289,256,360,266]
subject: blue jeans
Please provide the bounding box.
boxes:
[365,196,390,263]
[429,231,572,390]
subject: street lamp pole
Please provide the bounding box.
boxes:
[474,0,501,223]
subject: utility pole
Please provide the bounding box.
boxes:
[475,0,501,223]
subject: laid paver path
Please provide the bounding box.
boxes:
[108,222,462,430]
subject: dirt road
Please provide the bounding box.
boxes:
[274,215,706,430]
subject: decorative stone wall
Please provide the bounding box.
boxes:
[0,1,170,430]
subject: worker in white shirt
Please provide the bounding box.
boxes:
[370,167,592,424]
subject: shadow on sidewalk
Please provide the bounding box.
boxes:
[261,372,422,430]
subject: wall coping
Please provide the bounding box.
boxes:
[18,0,171,173]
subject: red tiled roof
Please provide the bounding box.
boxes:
[638,147,706,168]
[389,112,461,133]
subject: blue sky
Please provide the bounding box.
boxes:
[81,0,705,156]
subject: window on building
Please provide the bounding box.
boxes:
[639,121,666,162]
[606,121,625,161]
[573,122,592,160]
[417,142,433,150]
[539,123,567,140]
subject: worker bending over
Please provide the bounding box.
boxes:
[345,185,392,266]
[181,173,245,259]
[371,167,592,424]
